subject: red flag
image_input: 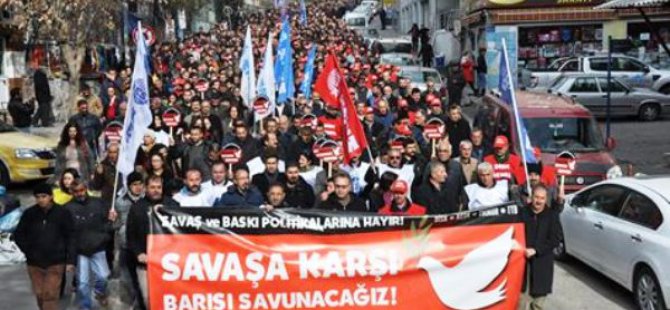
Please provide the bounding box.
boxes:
[314,54,368,164]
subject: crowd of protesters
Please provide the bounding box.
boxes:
[10,1,563,309]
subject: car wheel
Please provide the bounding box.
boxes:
[0,163,9,187]
[634,266,667,310]
[553,229,569,261]
[638,104,660,121]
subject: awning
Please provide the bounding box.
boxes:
[596,0,670,9]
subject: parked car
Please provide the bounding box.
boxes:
[368,38,413,54]
[380,53,420,66]
[397,66,444,92]
[344,11,369,34]
[0,121,57,186]
[548,75,670,121]
[475,91,622,192]
[559,176,670,310]
[523,55,670,94]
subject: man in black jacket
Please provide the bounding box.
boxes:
[319,173,368,212]
[65,180,114,310]
[7,88,35,133]
[444,105,471,158]
[281,163,315,209]
[252,152,285,200]
[126,175,178,309]
[413,160,461,214]
[32,67,53,127]
[13,183,76,310]
[520,184,563,310]
[69,100,103,155]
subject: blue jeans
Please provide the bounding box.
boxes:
[77,251,110,309]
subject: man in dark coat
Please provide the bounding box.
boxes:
[69,100,103,154]
[319,173,368,212]
[281,163,315,209]
[251,153,285,200]
[413,161,460,214]
[215,165,264,208]
[7,88,35,132]
[171,125,211,178]
[231,123,261,162]
[32,67,53,127]
[520,184,563,310]
[126,175,178,309]
[444,105,472,158]
[13,183,76,310]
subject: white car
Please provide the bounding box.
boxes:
[397,66,444,92]
[380,53,420,66]
[559,176,670,309]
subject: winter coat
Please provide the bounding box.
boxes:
[52,143,95,185]
[13,204,76,268]
[65,197,113,256]
[68,112,102,149]
[113,193,143,249]
[521,206,562,296]
[445,118,472,158]
[319,194,368,212]
[215,186,264,208]
[90,157,120,204]
[172,140,211,178]
[282,176,316,209]
[379,202,426,216]
[8,97,35,128]
[126,197,178,264]
[252,172,285,200]
[33,69,52,104]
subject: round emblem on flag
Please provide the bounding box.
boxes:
[133,81,148,105]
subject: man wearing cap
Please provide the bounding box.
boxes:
[317,103,343,140]
[14,183,76,310]
[378,180,426,215]
[518,162,564,211]
[484,135,526,185]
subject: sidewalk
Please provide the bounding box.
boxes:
[29,122,65,140]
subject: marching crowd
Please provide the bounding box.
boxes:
[10,1,563,310]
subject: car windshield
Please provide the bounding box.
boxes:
[524,117,605,153]
[347,18,366,27]
[380,42,412,53]
[402,70,440,83]
[381,55,417,66]
[550,77,569,89]
[0,121,17,133]
[548,58,572,70]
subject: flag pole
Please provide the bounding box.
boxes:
[502,38,532,195]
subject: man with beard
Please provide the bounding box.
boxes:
[231,123,261,162]
[484,135,525,185]
[216,165,264,208]
[65,181,114,310]
[260,183,290,211]
[173,169,210,207]
[69,100,103,154]
[280,163,315,209]
[288,126,316,162]
[126,175,179,309]
[172,126,211,179]
[91,143,121,204]
[251,152,285,200]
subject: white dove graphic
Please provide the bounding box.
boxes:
[418,226,515,310]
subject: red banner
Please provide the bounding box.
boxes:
[148,205,526,310]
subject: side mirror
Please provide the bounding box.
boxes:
[643,66,651,74]
[606,136,617,151]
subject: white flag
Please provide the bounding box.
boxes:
[256,32,276,119]
[118,22,152,186]
[239,26,256,108]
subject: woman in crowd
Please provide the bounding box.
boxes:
[52,122,95,185]
[52,168,80,205]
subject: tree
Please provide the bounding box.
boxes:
[2,0,122,119]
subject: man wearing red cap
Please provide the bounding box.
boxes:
[484,135,526,185]
[317,102,344,140]
[378,180,426,215]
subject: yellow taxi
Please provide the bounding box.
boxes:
[0,121,56,186]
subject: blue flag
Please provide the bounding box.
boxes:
[299,0,307,26]
[275,18,294,104]
[499,39,537,164]
[301,45,317,100]
[118,22,153,189]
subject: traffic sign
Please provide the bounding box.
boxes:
[162,108,181,127]
[132,25,156,46]
[104,121,123,143]
[555,151,576,176]
[220,143,242,164]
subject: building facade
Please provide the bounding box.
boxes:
[398,0,458,33]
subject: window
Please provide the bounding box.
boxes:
[598,78,628,93]
[525,117,606,153]
[589,58,609,71]
[560,60,579,72]
[619,192,663,229]
[580,185,629,216]
[617,58,646,72]
[570,78,599,92]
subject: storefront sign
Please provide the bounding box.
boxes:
[475,0,604,10]
[148,205,526,310]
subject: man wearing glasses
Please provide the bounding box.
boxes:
[318,173,368,212]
